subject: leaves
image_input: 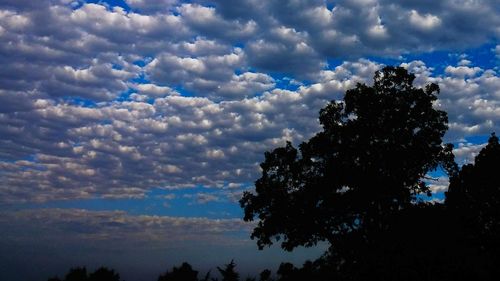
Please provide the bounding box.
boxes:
[240,66,454,251]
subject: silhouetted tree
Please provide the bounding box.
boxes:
[305,135,500,281]
[240,66,454,252]
[447,133,500,242]
[217,260,239,281]
[158,262,199,281]
[276,263,296,281]
[258,269,271,281]
[88,267,120,281]
[276,261,324,281]
[325,202,491,281]
[200,270,212,281]
[64,267,88,281]
[444,133,500,279]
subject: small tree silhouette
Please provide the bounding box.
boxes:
[64,267,88,281]
[88,267,120,281]
[258,269,271,281]
[217,260,239,281]
[158,262,199,281]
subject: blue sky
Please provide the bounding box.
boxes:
[0,0,499,280]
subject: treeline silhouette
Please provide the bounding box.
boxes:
[46,260,269,281]
[47,67,500,281]
[47,267,120,281]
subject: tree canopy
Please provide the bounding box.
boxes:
[50,267,121,281]
[446,133,500,252]
[240,66,455,251]
[217,260,239,281]
[157,262,199,281]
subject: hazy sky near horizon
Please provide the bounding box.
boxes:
[0,0,499,280]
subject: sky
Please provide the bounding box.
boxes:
[0,0,499,280]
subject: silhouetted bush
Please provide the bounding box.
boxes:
[158,262,199,281]
[64,267,88,281]
[258,269,271,281]
[216,260,239,281]
[48,266,121,281]
[88,267,120,281]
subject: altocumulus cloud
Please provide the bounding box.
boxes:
[1,59,499,203]
[0,1,499,278]
[0,208,253,242]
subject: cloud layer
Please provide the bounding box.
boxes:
[0,0,499,203]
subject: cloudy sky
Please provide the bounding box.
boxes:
[0,0,499,280]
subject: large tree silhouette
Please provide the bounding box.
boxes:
[240,66,455,251]
[447,133,500,241]
[445,133,500,275]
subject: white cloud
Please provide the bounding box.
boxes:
[409,10,441,30]
[132,83,179,97]
[453,142,487,165]
[0,9,31,29]
[193,193,221,204]
[444,65,482,78]
[178,3,257,40]
[428,177,450,194]
[206,149,225,159]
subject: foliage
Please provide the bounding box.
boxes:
[88,267,120,281]
[446,133,500,253]
[64,267,88,281]
[258,269,271,281]
[240,66,454,251]
[216,260,239,281]
[158,262,199,281]
[50,267,120,281]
